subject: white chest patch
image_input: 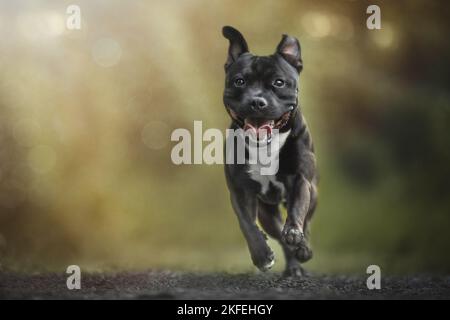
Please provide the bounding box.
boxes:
[246,130,290,195]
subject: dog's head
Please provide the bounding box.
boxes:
[222,26,302,143]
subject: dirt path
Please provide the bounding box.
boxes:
[1,271,449,299]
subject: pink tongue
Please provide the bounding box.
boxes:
[244,122,273,139]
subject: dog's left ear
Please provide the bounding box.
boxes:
[276,34,303,72]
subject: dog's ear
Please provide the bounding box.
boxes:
[222,26,249,70]
[276,34,303,72]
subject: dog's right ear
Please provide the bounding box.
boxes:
[222,26,249,70]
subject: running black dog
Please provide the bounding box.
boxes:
[222,26,318,277]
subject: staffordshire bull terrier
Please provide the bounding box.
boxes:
[222,26,318,277]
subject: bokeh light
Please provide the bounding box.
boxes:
[370,22,396,48]
[141,121,170,150]
[28,145,57,174]
[302,12,332,38]
[91,37,122,67]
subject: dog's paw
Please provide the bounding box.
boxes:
[281,224,304,247]
[295,243,313,263]
[283,264,304,278]
[251,248,275,272]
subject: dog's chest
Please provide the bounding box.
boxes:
[246,131,290,197]
[248,168,285,196]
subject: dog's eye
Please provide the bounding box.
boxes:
[273,79,285,88]
[234,78,245,87]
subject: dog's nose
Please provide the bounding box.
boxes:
[250,97,268,110]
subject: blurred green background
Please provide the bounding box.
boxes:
[0,0,449,274]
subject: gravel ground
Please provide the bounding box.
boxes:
[0,271,449,300]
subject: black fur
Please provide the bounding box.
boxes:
[222,26,318,277]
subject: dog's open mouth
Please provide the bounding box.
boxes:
[227,109,291,142]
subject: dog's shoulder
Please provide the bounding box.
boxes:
[279,113,317,182]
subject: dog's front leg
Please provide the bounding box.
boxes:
[282,174,311,248]
[230,190,274,271]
